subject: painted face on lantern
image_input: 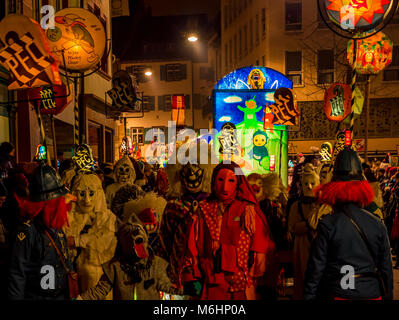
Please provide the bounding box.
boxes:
[253,133,267,147]
[214,168,238,202]
[76,187,97,214]
[248,177,264,202]
[117,164,132,184]
[180,163,204,193]
[302,174,319,198]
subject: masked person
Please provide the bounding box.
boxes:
[76,219,184,300]
[157,145,215,297]
[8,164,75,300]
[304,148,393,300]
[186,162,274,300]
[65,173,117,295]
[105,156,137,207]
[288,163,320,300]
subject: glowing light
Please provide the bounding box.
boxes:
[188,35,198,42]
[145,70,152,76]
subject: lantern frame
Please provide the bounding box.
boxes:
[318,0,399,39]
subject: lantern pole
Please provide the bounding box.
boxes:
[349,39,357,141]
[124,117,128,156]
[50,114,58,172]
[34,102,51,167]
[364,74,371,162]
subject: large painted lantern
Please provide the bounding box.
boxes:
[323,83,352,122]
[0,14,61,89]
[213,67,294,186]
[318,0,398,38]
[45,8,106,71]
[347,31,393,74]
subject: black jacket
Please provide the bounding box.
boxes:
[304,203,393,300]
[8,219,72,300]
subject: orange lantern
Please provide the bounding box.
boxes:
[347,31,393,74]
[323,83,352,122]
[0,14,61,90]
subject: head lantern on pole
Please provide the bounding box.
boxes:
[347,31,393,74]
[0,14,61,90]
[323,83,352,122]
[45,8,106,71]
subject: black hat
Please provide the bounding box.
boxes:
[332,148,365,182]
[29,164,69,202]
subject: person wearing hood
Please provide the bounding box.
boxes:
[186,162,275,300]
[304,148,393,300]
[8,164,76,300]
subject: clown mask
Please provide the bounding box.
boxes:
[138,208,159,234]
[214,168,237,202]
[247,174,265,202]
[180,163,204,193]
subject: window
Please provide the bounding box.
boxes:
[150,127,166,144]
[105,128,113,163]
[255,14,260,45]
[250,19,254,51]
[383,46,399,81]
[160,64,187,81]
[142,96,155,112]
[126,65,151,83]
[88,122,103,163]
[200,67,214,81]
[285,1,302,31]
[158,95,172,111]
[261,8,266,39]
[131,127,144,145]
[317,50,334,84]
[286,51,302,85]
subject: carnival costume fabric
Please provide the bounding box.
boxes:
[304,148,393,300]
[288,163,320,300]
[105,156,137,207]
[78,220,183,300]
[186,162,275,300]
[157,143,215,292]
[65,173,117,294]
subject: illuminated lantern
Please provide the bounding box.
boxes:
[72,144,95,173]
[269,88,299,126]
[28,84,68,115]
[322,0,394,32]
[270,155,276,171]
[320,142,333,162]
[0,14,61,90]
[323,83,352,122]
[35,144,47,161]
[171,95,185,125]
[46,8,106,71]
[345,129,352,146]
[347,31,393,74]
[107,70,138,114]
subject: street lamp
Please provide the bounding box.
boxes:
[144,69,152,76]
[187,34,198,42]
[187,34,199,131]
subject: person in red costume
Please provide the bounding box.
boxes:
[187,162,275,300]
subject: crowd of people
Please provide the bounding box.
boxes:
[0,140,397,300]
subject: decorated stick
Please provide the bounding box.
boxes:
[349,38,357,140]
[74,77,79,146]
[35,103,51,166]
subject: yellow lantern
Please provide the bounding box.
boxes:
[0,14,61,90]
[46,8,106,71]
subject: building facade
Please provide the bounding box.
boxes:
[220,0,399,158]
[2,0,116,164]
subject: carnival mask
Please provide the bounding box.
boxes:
[137,208,158,234]
[76,186,97,214]
[180,163,204,193]
[248,175,264,202]
[117,164,132,184]
[301,174,319,198]
[214,168,237,202]
[119,222,149,260]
